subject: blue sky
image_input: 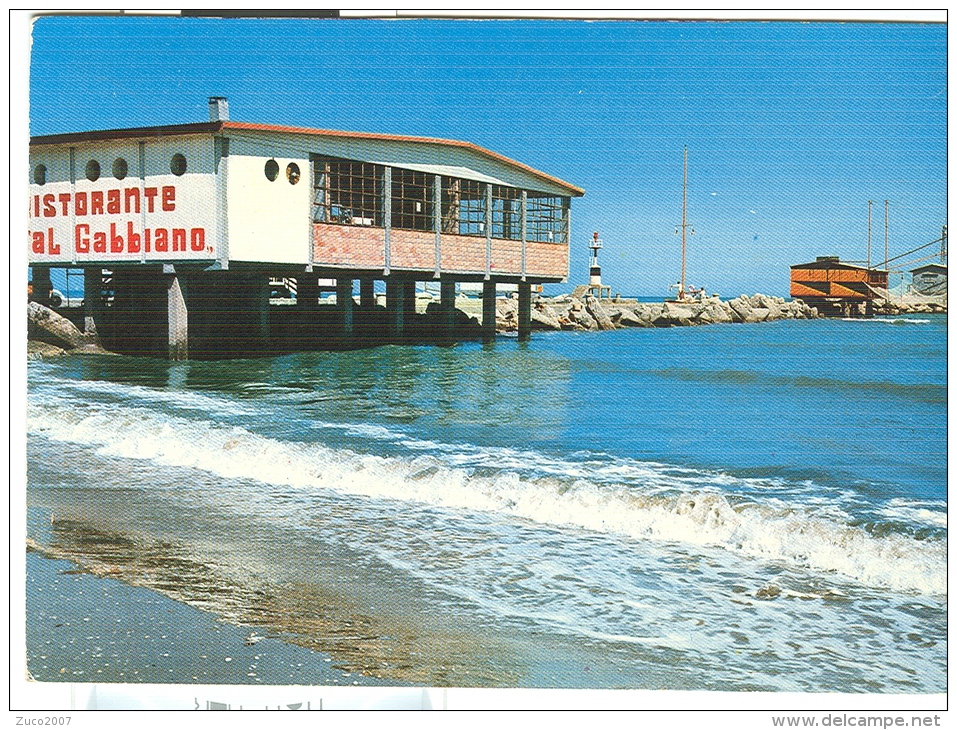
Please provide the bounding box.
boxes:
[29,15,946,297]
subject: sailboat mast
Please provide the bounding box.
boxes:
[681,147,687,300]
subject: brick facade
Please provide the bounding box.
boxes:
[313,224,385,269]
[525,240,568,278]
[490,238,523,274]
[390,228,437,271]
[314,223,568,280]
[439,232,487,274]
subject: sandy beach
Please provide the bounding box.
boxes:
[25,544,397,687]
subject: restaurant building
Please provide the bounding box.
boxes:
[29,98,584,357]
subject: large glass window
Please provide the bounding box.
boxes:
[312,157,384,227]
[441,178,486,237]
[527,193,569,243]
[392,169,433,231]
[492,186,522,240]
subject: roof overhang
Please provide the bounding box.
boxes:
[910,263,947,273]
[31,120,585,197]
[790,260,879,272]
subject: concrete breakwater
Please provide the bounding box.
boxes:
[496,293,819,332]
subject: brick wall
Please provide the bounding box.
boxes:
[490,238,522,274]
[313,223,385,268]
[390,228,437,270]
[525,240,568,278]
[314,222,568,279]
[439,232,487,274]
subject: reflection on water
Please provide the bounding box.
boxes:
[50,344,573,445]
[51,344,573,447]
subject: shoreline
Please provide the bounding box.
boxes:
[25,545,399,688]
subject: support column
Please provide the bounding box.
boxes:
[254,275,270,352]
[383,166,392,275]
[31,267,52,307]
[521,190,528,281]
[485,183,493,280]
[440,279,456,339]
[297,274,320,311]
[359,278,375,308]
[83,268,101,335]
[166,267,188,360]
[243,274,269,351]
[434,175,442,278]
[482,280,496,342]
[518,281,532,342]
[403,280,417,318]
[386,278,404,340]
[337,277,354,337]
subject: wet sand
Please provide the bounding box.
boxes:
[25,547,396,687]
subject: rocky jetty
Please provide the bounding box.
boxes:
[496,293,818,332]
[873,294,947,315]
[27,301,107,358]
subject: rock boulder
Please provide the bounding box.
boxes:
[28,301,102,351]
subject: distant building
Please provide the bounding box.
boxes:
[789,256,888,316]
[909,263,946,296]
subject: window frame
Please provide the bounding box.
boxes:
[526,193,569,244]
[312,156,385,228]
[442,177,487,237]
[491,185,523,241]
[391,169,434,232]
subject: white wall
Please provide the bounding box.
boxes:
[28,134,218,265]
[225,152,311,265]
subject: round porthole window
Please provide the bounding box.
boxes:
[33,164,47,186]
[286,162,300,185]
[112,157,128,180]
[170,153,187,176]
[265,159,279,181]
[85,160,101,182]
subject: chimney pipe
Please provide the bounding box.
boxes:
[208,96,229,122]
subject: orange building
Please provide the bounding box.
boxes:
[790,256,888,316]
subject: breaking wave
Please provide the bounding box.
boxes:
[27,395,946,596]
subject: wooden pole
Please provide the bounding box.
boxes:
[681,147,687,300]
[884,200,889,271]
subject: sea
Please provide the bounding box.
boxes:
[25,313,947,693]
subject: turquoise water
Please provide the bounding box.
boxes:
[26,315,946,691]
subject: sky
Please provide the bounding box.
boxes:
[27,14,947,297]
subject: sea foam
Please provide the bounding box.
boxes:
[27,397,946,596]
